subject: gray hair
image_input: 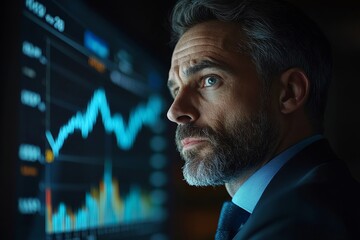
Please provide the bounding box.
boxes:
[170,0,332,131]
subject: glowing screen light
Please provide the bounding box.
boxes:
[15,0,170,239]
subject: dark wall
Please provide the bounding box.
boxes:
[1,1,22,239]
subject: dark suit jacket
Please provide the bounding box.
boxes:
[233,139,360,240]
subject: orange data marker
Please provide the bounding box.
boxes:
[45,149,54,163]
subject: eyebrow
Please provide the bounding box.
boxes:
[167,59,229,90]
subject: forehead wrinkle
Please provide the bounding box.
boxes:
[171,51,230,82]
[173,24,243,54]
[172,36,241,70]
[173,37,231,58]
[174,35,224,52]
[171,49,228,72]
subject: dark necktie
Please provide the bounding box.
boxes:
[215,201,251,240]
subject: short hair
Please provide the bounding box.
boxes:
[170,0,333,131]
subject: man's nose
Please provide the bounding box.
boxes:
[167,89,199,125]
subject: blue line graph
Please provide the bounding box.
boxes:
[46,88,164,157]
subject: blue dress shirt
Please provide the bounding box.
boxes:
[232,134,324,213]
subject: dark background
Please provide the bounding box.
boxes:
[2,0,360,240]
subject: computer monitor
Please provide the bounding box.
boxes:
[6,0,171,239]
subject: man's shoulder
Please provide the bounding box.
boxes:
[258,138,360,216]
[264,138,358,197]
[235,139,360,239]
[236,167,360,239]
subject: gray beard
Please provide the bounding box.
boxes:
[175,109,278,187]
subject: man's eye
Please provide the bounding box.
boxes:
[203,76,218,87]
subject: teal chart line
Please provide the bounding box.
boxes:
[45,88,163,157]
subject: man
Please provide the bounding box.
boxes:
[166,0,360,239]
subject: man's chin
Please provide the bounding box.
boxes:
[182,159,226,187]
[183,173,225,187]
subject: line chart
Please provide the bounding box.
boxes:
[45,88,164,157]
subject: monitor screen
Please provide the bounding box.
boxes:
[13,0,170,239]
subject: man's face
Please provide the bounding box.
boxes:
[167,20,279,186]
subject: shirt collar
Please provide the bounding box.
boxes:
[232,134,324,213]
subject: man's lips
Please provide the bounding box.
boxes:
[181,137,207,149]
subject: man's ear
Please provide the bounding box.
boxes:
[279,68,309,114]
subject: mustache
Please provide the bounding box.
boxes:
[175,124,219,146]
